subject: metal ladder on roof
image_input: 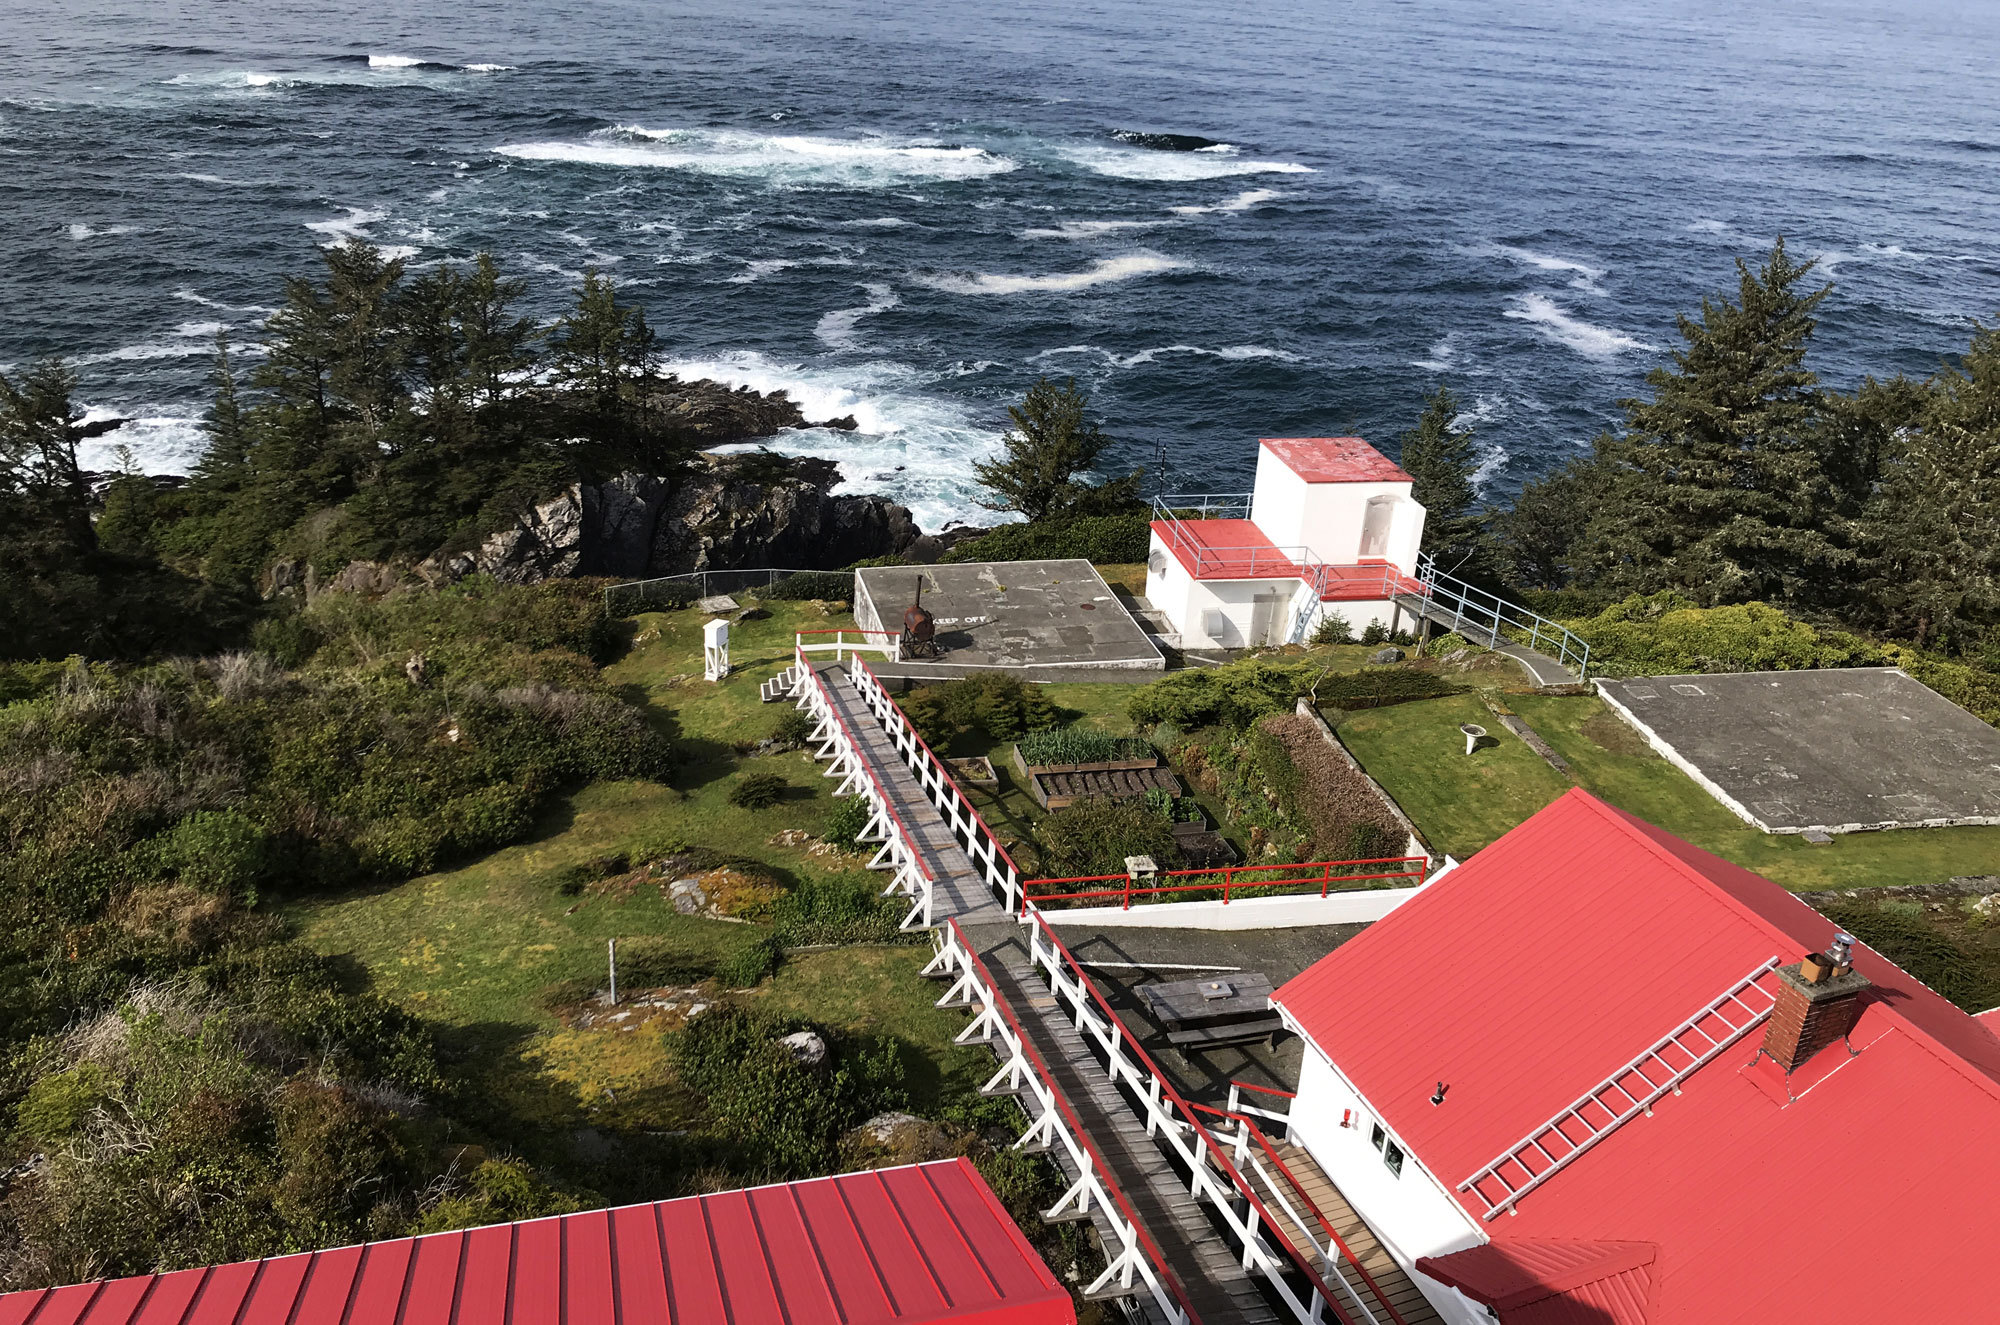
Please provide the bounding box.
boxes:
[1457,956,1783,1221]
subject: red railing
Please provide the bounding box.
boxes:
[1024,856,1428,912]
[1023,910,1369,1325]
[1188,1099,1411,1325]
[947,921,1206,1325]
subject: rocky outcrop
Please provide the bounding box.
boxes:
[417,487,585,587]
[635,377,859,446]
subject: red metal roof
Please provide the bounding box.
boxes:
[1149,521,1420,601]
[1416,1240,1657,1325]
[1259,437,1412,484]
[1274,788,2000,1325]
[0,1159,1074,1325]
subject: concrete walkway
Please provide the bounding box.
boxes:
[1394,592,1579,689]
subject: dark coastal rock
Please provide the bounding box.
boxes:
[634,377,857,444]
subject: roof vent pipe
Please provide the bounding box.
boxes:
[1825,932,1854,970]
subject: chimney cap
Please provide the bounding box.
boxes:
[1825,932,1854,968]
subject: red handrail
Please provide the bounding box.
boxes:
[1026,857,1427,910]
[946,921,1205,1325]
[795,646,935,885]
[849,657,1026,879]
[1231,1079,1298,1102]
[1023,910,1363,1325]
[1188,1102,1410,1325]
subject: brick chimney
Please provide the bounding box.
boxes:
[1761,933,1870,1074]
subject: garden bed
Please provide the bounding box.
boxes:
[946,754,999,791]
[1028,764,1183,811]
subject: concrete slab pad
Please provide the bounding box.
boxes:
[1596,668,2000,834]
[855,559,1164,671]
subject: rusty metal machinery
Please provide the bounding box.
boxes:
[900,578,940,658]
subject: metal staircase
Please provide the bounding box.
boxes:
[1458,956,1783,1220]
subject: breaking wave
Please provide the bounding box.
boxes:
[1019,219,1169,240]
[1031,342,1301,368]
[1056,144,1313,181]
[1504,295,1655,358]
[1109,130,1230,152]
[494,126,1018,187]
[918,253,1187,295]
[1493,245,1606,295]
[815,283,900,350]
[1167,189,1287,215]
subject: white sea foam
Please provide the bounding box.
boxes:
[665,350,1002,530]
[1813,249,1852,278]
[919,252,1186,296]
[1032,342,1301,368]
[66,223,138,241]
[1019,219,1168,240]
[839,217,914,228]
[816,284,900,350]
[174,320,227,338]
[1504,295,1655,358]
[1471,443,1509,492]
[1167,189,1286,216]
[463,63,515,72]
[1861,242,1925,261]
[75,409,210,476]
[1056,144,1313,181]
[495,126,1018,187]
[368,54,426,68]
[1494,245,1606,295]
[305,206,387,241]
[175,172,254,187]
[1412,332,1458,372]
[1687,218,1730,234]
[173,287,275,315]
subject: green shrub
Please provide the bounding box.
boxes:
[1034,796,1184,878]
[1127,659,1317,730]
[252,613,320,668]
[824,796,873,850]
[729,772,790,809]
[1818,903,2000,1012]
[1888,648,2000,726]
[770,707,816,749]
[1563,592,1885,676]
[938,513,1151,566]
[901,674,1058,745]
[718,936,785,987]
[765,571,854,601]
[15,1064,108,1142]
[1310,612,1355,646]
[1314,667,1466,710]
[770,875,903,945]
[153,809,271,903]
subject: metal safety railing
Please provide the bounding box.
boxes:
[1411,552,1591,679]
[928,920,1204,1324]
[1024,857,1430,913]
[794,627,901,664]
[1151,495,1424,603]
[604,566,855,616]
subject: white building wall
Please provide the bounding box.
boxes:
[1250,450,1312,547]
[1282,1021,1489,1325]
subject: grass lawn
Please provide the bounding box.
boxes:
[285,594,990,1153]
[1334,693,1570,860]
[1337,688,2000,890]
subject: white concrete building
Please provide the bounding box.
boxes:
[1146,437,1428,649]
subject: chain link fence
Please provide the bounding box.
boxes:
[603,567,857,616]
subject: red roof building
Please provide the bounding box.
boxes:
[0,1159,1075,1325]
[1271,788,2000,1325]
[1258,437,1414,485]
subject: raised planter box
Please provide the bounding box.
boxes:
[1010,744,1161,782]
[946,755,999,792]
[1027,765,1185,811]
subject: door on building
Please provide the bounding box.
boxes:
[1250,589,1290,646]
[1360,495,1396,559]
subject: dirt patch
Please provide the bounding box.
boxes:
[1582,708,1657,757]
[560,984,719,1033]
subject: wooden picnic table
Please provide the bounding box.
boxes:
[1140,974,1283,1049]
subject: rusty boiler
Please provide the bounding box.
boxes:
[901,579,940,658]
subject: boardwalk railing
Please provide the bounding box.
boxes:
[790,644,936,928]
[795,628,901,664]
[1199,1086,1410,1325]
[1022,910,1376,1325]
[846,656,1027,914]
[928,921,1203,1325]
[1025,857,1430,912]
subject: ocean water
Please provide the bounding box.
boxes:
[2,0,1997,531]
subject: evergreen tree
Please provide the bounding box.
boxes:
[549,268,657,459]
[1857,322,2000,649]
[973,377,1139,522]
[193,332,251,492]
[1489,445,1614,590]
[1397,387,1488,577]
[1576,239,1843,606]
[0,357,97,555]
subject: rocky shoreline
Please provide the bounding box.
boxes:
[250,377,985,599]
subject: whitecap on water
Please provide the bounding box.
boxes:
[494,126,1018,188]
[815,284,901,351]
[369,54,428,68]
[1167,189,1287,216]
[1055,144,1313,181]
[919,253,1187,295]
[1492,245,1606,295]
[1019,219,1169,240]
[74,409,210,475]
[1031,342,1300,368]
[667,350,1002,531]
[1504,295,1655,358]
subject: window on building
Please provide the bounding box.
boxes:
[1384,1140,1405,1177]
[1370,1123,1386,1152]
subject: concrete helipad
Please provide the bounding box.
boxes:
[855,559,1164,671]
[1596,668,2000,834]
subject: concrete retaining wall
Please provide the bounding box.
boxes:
[1038,885,1424,930]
